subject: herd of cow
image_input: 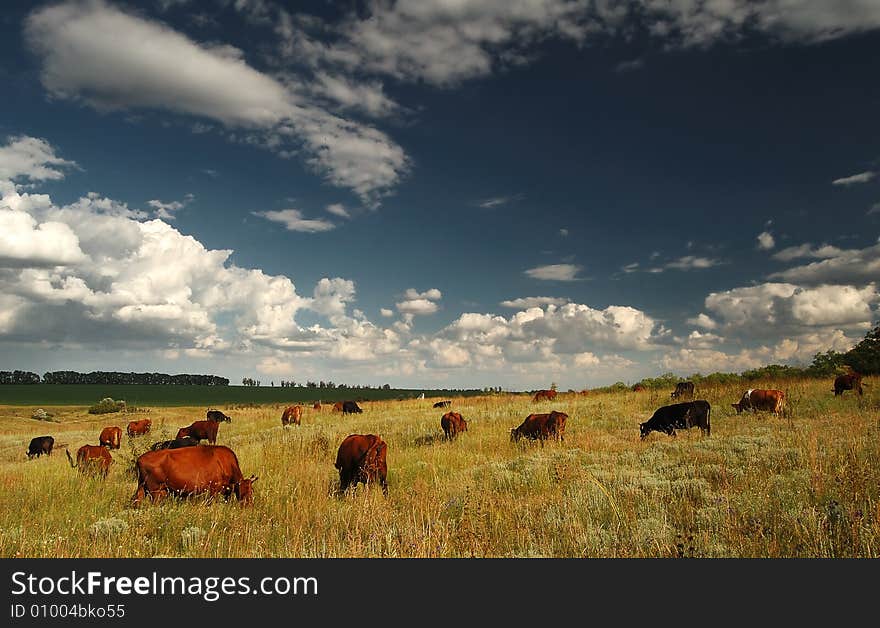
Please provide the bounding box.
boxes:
[22,372,867,506]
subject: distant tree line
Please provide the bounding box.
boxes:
[244,378,393,390]
[608,323,880,393]
[0,370,41,384]
[0,370,229,385]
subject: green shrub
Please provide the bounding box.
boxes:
[87,397,126,414]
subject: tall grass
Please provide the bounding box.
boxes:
[1,378,878,557]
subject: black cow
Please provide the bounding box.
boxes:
[342,401,363,415]
[640,400,711,439]
[433,400,451,408]
[149,437,201,451]
[833,373,863,396]
[206,409,232,422]
[670,381,695,399]
[27,436,54,459]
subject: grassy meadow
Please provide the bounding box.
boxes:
[1,377,878,558]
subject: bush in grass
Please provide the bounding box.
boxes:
[31,408,56,421]
[89,517,129,541]
[87,397,126,414]
[180,526,207,551]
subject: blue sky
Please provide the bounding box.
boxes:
[1,0,878,390]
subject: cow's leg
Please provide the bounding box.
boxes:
[132,483,146,507]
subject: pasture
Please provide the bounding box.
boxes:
[1,378,878,558]
[0,384,480,406]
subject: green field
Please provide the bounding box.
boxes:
[0,384,482,406]
[1,378,878,557]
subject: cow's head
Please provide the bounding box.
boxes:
[236,475,258,505]
[510,428,521,442]
[175,428,189,440]
[731,402,744,414]
[459,417,468,432]
[639,422,650,440]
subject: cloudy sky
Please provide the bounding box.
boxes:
[1,0,878,390]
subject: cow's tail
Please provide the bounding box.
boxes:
[65,448,77,469]
[364,439,386,474]
[705,403,711,437]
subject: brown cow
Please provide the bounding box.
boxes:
[732,389,785,416]
[127,419,152,437]
[281,405,303,427]
[834,373,864,396]
[334,434,388,496]
[66,445,113,478]
[632,384,646,392]
[132,445,257,506]
[99,426,122,449]
[511,411,568,444]
[440,411,468,440]
[176,420,219,444]
[332,402,344,412]
[313,402,322,411]
[533,389,558,402]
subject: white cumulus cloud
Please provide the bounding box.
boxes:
[253,209,336,233]
[24,0,408,205]
[524,264,583,281]
[756,231,775,250]
[832,171,876,186]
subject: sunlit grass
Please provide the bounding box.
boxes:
[1,378,878,557]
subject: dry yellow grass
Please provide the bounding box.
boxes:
[1,378,878,558]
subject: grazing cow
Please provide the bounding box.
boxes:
[332,402,344,412]
[313,402,322,411]
[640,401,711,440]
[732,389,785,416]
[149,437,200,451]
[65,445,113,478]
[281,405,303,427]
[132,445,257,506]
[127,419,152,437]
[533,389,558,402]
[176,420,220,444]
[342,400,363,415]
[206,409,232,423]
[99,426,122,450]
[433,400,452,408]
[671,382,695,399]
[440,411,468,440]
[510,411,568,444]
[833,373,864,396]
[632,384,646,392]
[334,434,388,495]
[27,436,54,459]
